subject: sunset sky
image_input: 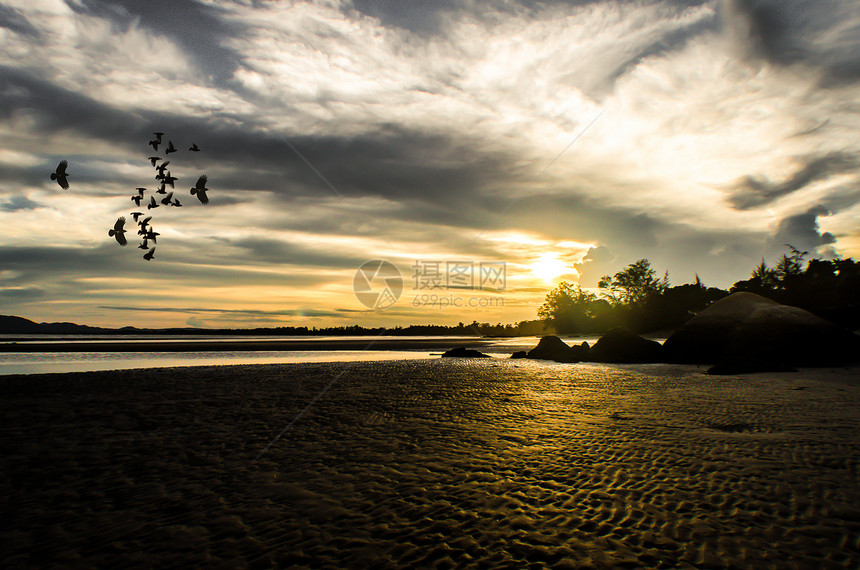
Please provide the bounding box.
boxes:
[1,0,859,328]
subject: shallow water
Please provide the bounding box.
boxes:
[0,335,566,375]
[2,359,858,568]
[0,349,440,375]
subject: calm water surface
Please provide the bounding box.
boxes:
[0,335,646,375]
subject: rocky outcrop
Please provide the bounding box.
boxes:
[441,347,491,358]
[525,336,586,363]
[663,292,860,367]
[589,327,664,363]
[510,350,528,359]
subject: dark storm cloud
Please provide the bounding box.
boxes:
[0,63,513,212]
[594,16,718,94]
[349,0,713,34]
[768,205,836,257]
[0,244,332,291]
[66,0,243,84]
[126,114,521,214]
[349,0,465,33]
[0,286,45,301]
[0,5,39,37]
[98,305,347,319]
[218,236,367,269]
[0,66,146,141]
[725,0,860,86]
[0,194,41,212]
[728,153,859,210]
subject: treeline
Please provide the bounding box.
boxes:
[0,315,547,337]
[539,246,860,334]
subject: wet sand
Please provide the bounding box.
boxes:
[2,360,859,568]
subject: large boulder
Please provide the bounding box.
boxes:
[663,292,860,367]
[526,336,586,363]
[441,346,490,358]
[588,327,664,363]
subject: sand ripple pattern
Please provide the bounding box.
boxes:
[2,361,859,568]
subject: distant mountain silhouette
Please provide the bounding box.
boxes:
[0,315,122,335]
[0,315,544,337]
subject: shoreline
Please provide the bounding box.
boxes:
[0,337,492,353]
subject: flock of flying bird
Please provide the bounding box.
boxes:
[50,131,212,261]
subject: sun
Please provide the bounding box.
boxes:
[530,253,574,282]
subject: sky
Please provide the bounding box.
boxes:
[1,0,859,329]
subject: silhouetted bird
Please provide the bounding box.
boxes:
[143,247,155,261]
[145,230,159,244]
[108,217,128,246]
[156,161,170,176]
[155,183,167,194]
[131,212,144,222]
[138,239,149,249]
[137,216,152,232]
[149,132,164,150]
[161,192,174,205]
[165,140,177,154]
[51,160,70,189]
[172,197,182,207]
[132,194,143,206]
[190,174,209,204]
[189,143,200,151]
[148,156,162,167]
[147,196,159,210]
[163,173,177,188]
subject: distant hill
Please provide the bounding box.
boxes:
[0,315,118,335]
[0,315,516,337]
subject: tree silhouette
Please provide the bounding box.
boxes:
[598,259,668,306]
[538,282,600,334]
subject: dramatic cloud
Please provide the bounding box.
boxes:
[0,0,857,327]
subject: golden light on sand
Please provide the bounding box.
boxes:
[530,253,575,282]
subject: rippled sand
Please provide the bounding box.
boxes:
[2,360,859,568]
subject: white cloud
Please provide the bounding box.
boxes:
[1,0,859,326]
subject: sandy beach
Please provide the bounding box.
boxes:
[2,359,859,568]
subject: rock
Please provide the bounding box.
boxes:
[441,346,490,358]
[570,341,591,361]
[707,358,797,375]
[663,292,860,366]
[510,350,528,359]
[525,335,582,363]
[588,327,663,363]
